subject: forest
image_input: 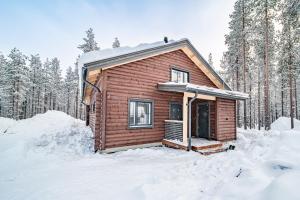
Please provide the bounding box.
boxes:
[220,0,299,130]
[0,0,298,131]
[0,28,120,121]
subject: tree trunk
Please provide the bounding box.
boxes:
[75,88,79,118]
[295,79,298,119]
[236,65,241,128]
[287,20,294,129]
[264,0,271,130]
[281,76,284,116]
[258,64,261,130]
[249,74,252,129]
[242,0,247,130]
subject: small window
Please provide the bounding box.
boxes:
[170,102,183,120]
[91,102,96,113]
[129,99,153,128]
[171,68,189,83]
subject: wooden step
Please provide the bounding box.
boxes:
[191,142,223,151]
[195,147,227,155]
[162,139,188,150]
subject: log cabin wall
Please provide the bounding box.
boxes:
[102,49,218,149]
[216,98,237,141]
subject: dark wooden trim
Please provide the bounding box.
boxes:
[128,98,154,129]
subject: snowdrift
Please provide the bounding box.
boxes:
[271,117,300,131]
[0,111,94,155]
[0,113,300,200]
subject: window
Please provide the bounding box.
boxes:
[129,99,153,128]
[170,102,183,120]
[171,68,189,83]
[92,102,96,113]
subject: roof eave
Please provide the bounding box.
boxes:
[157,84,248,100]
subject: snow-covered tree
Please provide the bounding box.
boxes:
[48,58,63,110]
[28,54,43,117]
[277,0,299,128]
[252,0,278,130]
[112,37,120,48]
[78,28,100,53]
[208,53,214,68]
[64,66,78,115]
[222,0,252,129]
[0,53,8,117]
[6,48,29,119]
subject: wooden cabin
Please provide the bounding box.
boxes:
[79,38,248,153]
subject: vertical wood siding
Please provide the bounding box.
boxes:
[216,98,237,141]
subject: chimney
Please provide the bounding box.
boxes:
[164,36,168,43]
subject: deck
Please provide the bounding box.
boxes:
[162,138,225,155]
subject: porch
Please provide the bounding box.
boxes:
[162,137,224,155]
[158,82,248,151]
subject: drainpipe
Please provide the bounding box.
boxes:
[188,92,198,151]
[82,67,101,93]
[82,67,101,127]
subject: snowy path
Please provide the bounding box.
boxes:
[0,111,300,200]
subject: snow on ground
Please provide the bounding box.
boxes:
[0,112,300,200]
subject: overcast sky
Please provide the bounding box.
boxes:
[0,0,236,73]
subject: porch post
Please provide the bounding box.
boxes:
[182,93,188,144]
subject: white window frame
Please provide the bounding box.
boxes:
[128,99,154,128]
[171,68,189,83]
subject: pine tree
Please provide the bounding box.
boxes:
[223,0,251,128]
[112,37,120,48]
[252,0,278,130]
[278,0,299,128]
[74,58,80,118]
[28,54,43,117]
[208,53,214,68]
[48,58,63,110]
[78,28,100,53]
[6,48,29,119]
[0,53,8,117]
[42,59,52,112]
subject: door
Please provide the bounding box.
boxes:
[197,103,210,139]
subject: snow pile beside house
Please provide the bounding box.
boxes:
[0,114,300,200]
[271,116,300,131]
[0,111,94,155]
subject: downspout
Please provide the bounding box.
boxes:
[81,67,101,127]
[188,92,198,151]
[82,67,101,93]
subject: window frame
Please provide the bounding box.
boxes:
[92,102,96,113]
[170,66,190,83]
[128,98,154,129]
[169,101,183,121]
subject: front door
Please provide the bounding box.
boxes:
[197,103,209,139]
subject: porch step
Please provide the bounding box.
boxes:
[195,147,227,155]
[191,142,223,151]
[162,139,188,150]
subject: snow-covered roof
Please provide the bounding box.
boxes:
[158,82,249,100]
[78,39,179,68]
[79,38,233,102]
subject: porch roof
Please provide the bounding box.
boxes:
[157,82,249,100]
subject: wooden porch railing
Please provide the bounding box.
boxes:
[164,120,183,142]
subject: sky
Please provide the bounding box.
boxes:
[0,0,236,73]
